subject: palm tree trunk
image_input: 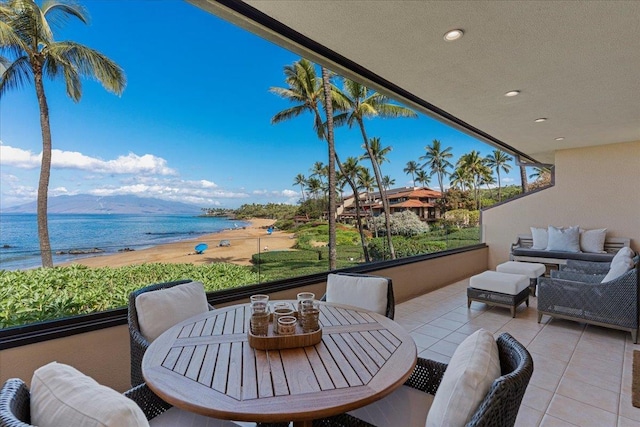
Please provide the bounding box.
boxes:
[34,68,54,268]
[334,154,370,263]
[321,67,337,270]
[519,163,528,193]
[357,119,395,259]
[497,170,502,202]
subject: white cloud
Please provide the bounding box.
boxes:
[0,144,176,175]
[502,177,515,183]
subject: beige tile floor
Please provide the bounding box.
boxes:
[395,278,640,427]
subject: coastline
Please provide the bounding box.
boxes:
[64,218,296,268]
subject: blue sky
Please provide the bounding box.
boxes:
[0,0,519,210]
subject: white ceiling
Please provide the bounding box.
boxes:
[192,1,640,164]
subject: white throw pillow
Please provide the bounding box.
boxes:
[579,228,607,253]
[426,329,501,427]
[31,362,149,427]
[602,248,635,282]
[325,274,388,315]
[530,227,548,250]
[546,225,580,252]
[135,281,209,342]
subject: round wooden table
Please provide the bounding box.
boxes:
[142,300,417,426]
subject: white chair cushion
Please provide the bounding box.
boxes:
[469,271,529,295]
[150,407,242,426]
[496,261,546,278]
[426,329,501,427]
[325,274,388,315]
[135,281,209,342]
[546,225,580,252]
[30,362,149,427]
[530,227,548,249]
[346,384,434,427]
[579,228,607,253]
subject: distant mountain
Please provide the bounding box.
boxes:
[1,195,203,215]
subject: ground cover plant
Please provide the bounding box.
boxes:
[0,263,259,328]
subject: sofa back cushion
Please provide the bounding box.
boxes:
[530,227,548,249]
[580,228,607,253]
[546,225,580,252]
[602,247,636,283]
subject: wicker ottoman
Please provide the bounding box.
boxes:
[467,271,530,317]
[496,261,546,296]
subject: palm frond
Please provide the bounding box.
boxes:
[41,0,89,30]
[0,20,28,56]
[271,104,308,124]
[46,41,125,96]
[0,54,31,97]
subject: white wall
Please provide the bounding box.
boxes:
[483,140,640,269]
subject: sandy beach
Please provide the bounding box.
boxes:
[65,218,296,268]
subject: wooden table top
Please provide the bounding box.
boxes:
[142,300,417,425]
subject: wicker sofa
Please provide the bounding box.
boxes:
[510,234,630,266]
[537,256,640,342]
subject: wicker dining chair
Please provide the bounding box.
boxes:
[312,332,533,427]
[321,272,395,319]
[0,377,242,427]
[128,279,214,387]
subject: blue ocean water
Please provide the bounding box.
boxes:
[0,214,247,271]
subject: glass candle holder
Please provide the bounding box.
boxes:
[250,295,270,336]
[272,304,294,334]
[300,299,320,333]
[277,315,297,335]
[296,292,315,312]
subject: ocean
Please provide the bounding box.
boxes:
[0,214,247,271]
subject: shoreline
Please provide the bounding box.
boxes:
[63,218,296,268]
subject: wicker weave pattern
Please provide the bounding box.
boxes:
[321,273,395,319]
[312,333,533,427]
[0,379,31,427]
[550,270,605,283]
[561,259,612,275]
[128,279,214,387]
[538,267,639,341]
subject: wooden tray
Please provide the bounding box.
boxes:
[247,312,322,350]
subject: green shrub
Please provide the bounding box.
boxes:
[251,250,319,264]
[317,245,364,261]
[0,263,259,328]
[368,236,447,260]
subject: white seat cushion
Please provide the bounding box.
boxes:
[469,271,529,295]
[496,261,545,278]
[347,384,434,427]
[150,407,243,426]
[135,281,209,342]
[30,362,149,427]
[325,274,388,315]
[426,329,501,427]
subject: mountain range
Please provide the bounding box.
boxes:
[1,195,203,215]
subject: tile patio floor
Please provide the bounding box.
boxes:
[395,278,640,427]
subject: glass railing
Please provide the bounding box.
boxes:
[0,226,481,329]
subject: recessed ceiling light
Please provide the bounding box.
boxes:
[443,29,464,41]
[534,118,547,123]
[555,137,565,141]
[504,90,520,97]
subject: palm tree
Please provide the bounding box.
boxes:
[320,66,337,270]
[293,173,307,202]
[414,169,431,187]
[0,0,126,267]
[420,139,453,196]
[381,175,395,191]
[404,160,419,187]
[457,150,487,209]
[334,78,417,259]
[306,177,322,199]
[340,156,370,262]
[484,150,513,202]
[270,59,346,268]
[357,167,378,237]
[310,161,326,186]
